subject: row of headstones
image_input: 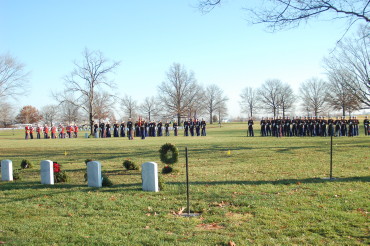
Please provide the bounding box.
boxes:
[1,160,159,192]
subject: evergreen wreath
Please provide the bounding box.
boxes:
[159,143,179,164]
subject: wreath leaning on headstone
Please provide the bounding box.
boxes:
[159,143,179,165]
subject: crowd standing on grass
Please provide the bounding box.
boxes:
[24,118,207,140]
[246,116,370,137]
[93,118,207,140]
[24,124,79,139]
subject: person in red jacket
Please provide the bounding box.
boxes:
[36,125,41,139]
[74,124,79,138]
[51,125,57,139]
[66,125,71,138]
[70,125,75,138]
[59,125,65,138]
[29,125,34,139]
[43,125,49,139]
[25,125,29,139]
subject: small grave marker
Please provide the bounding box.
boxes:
[87,161,102,187]
[40,160,54,185]
[1,160,13,181]
[142,162,159,192]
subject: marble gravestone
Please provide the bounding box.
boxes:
[87,161,102,188]
[40,160,54,185]
[141,162,159,192]
[1,160,13,181]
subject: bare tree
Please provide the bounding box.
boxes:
[0,102,15,127]
[15,105,43,124]
[326,70,361,116]
[41,105,58,126]
[55,48,120,135]
[240,86,258,118]
[0,53,29,99]
[121,94,138,119]
[139,96,159,121]
[186,85,206,120]
[158,63,200,124]
[257,79,283,117]
[215,100,228,125]
[203,84,228,124]
[93,91,116,123]
[324,25,370,108]
[278,83,295,117]
[199,0,369,32]
[59,100,80,125]
[299,78,328,116]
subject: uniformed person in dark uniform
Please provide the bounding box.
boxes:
[157,121,163,137]
[190,119,195,136]
[106,123,111,138]
[260,117,266,137]
[247,117,254,137]
[328,117,334,136]
[99,122,105,138]
[113,122,119,137]
[184,120,189,136]
[94,123,99,137]
[120,121,126,137]
[266,118,272,136]
[165,121,170,136]
[321,117,327,137]
[201,119,206,136]
[127,118,133,140]
[291,117,298,137]
[134,121,140,137]
[341,116,347,136]
[173,121,178,136]
[195,119,201,136]
[364,116,369,136]
[140,119,146,140]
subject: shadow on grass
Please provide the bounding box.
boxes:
[166,176,370,186]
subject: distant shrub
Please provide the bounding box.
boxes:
[13,169,22,180]
[20,159,33,169]
[158,175,166,191]
[162,165,173,174]
[102,173,113,187]
[123,159,139,170]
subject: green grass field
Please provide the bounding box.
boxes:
[0,124,369,245]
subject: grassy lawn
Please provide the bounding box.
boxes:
[0,123,369,245]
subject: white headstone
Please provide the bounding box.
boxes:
[87,161,102,187]
[142,162,159,192]
[1,160,13,181]
[41,160,54,185]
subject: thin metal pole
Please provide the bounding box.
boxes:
[185,147,190,214]
[330,134,333,179]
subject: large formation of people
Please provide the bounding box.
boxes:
[93,118,207,140]
[24,118,207,140]
[247,116,370,137]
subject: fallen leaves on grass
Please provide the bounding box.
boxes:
[172,207,186,215]
[356,208,368,216]
[196,222,224,230]
[210,201,230,208]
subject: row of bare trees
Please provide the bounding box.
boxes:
[241,76,363,119]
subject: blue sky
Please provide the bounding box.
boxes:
[0,0,354,118]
